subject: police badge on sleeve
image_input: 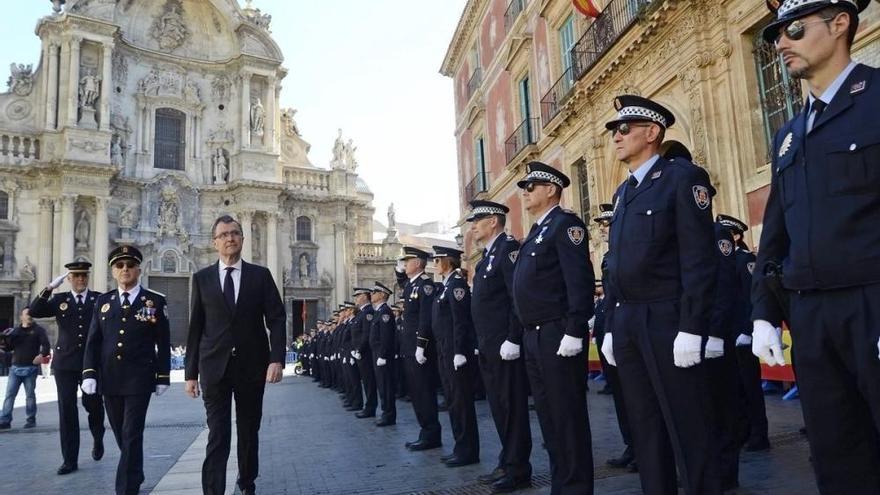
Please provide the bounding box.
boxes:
[567,226,585,245]
[366,314,374,321]
[453,288,466,301]
[423,284,434,296]
[382,314,391,323]
[692,185,711,210]
[718,239,733,257]
[508,250,519,263]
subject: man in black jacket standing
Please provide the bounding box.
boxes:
[30,261,106,474]
[0,308,50,430]
[185,215,287,495]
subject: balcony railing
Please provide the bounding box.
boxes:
[0,132,40,165]
[356,243,385,260]
[505,117,539,164]
[540,66,575,125]
[466,68,482,102]
[283,168,331,194]
[464,170,491,204]
[504,0,526,33]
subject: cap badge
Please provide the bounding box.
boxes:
[567,226,585,246]
[122,247,129,253]
[779,132,793,158]
[692,185,711,210]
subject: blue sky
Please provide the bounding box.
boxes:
[0,0,466,227]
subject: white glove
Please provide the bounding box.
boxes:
[81,378,97,395]
[601,333,616,367]
[323,356,329,361]
[556,335,583,357]
[705,336,725,359]
[309,353,314,359]
[453,354,467,370]
[673,332,702,368]
[474,348,479,356]
[395,261,405,272]
[415,346,427,365]
[376,357,387,367]
[342,357,348,364]
[351,350,360,360]
[735,334,752,347]
[752,320,785,366]
[499,340,521,361]
[155,384,168,396]
[330,355,336,361]
[49,272,69,290]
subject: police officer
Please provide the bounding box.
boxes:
[29,261,106,474]
[370,282,397,426]
[351,287,378,419]
[341,302,363,411]
[397,246,442,451]
[81,245,171,495]
[430,246,479,467]
[467,200,532,491]
[599,95,719,495]
[511,162,595,494]
[753,2,879,492]
[716,214,771,452]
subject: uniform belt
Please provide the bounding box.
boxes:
[612,295,678,306]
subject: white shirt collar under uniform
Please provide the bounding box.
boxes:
[117,285,141,304]
[535,204,560,226]
[630,154,660,187]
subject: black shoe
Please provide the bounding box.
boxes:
[606,446,635,468]
[440,453,457,462]
[491,475,532,493]
[92,438,104,460]
[597,386,614,395]
[57,463,78,475]
[355,411,376,419]
[345,405,361,411]
[0,423,10,430]
[444,456,479,467]
[240,488,255,495]
[627,461,639,473]
[478,467,506,484]
[409,440,442,451]
[745,438,771,452]
[376,419,396,427]
[405,439,418,448]
[23,421,36,429]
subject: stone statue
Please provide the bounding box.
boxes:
[344,139,358,170]
[184,80,200,104]
[331,129,345,167]
[211,75,230,103]
[213,148,228,184]
[157,186,180,237]
[110,137,124,166]
[250,98,265,136]
[299,253,309,279]
[119,203,138,229]
[75,210,91,249]
[19,257,35,281]
[151,2,189,51]
[281,108,301,136]
[387,203,396,229]
[78,71,101,109]
[252,223,263,262]
[7,63,34,97]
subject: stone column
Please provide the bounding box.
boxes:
[68,37,81,127]
[52,200,61,274]
[44,42,60,130]
[240,72,251,149]
[59,194,77,267]
[239,210,253,262]
[99,42,113,132]
[266,75,276,152]
[93,197,109,291]
[333,223,347,304]
[267,212,279,287]
[37,198,54,289]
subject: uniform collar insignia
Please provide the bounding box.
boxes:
[851,80,866,94]
[651,170,662,180]
[779,132,793,158]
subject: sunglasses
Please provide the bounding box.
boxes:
[113,261,137,269]
[774,17,833,44]
[524,181,552,193]
[611,122,653,137]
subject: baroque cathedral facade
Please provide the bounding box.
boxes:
[0,0,401,343]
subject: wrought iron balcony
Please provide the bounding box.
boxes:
[466,68,482,102]
[505,117,539,164]
[540,66,575,125]
[464,170,491,204]
[504,0,526,33]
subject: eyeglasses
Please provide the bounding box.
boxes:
[113,261,137,269]
[214,230,242,240]
[611,122,653,137]
[774,17,834,44]
[524,182,552,193]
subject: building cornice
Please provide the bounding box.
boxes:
[440,0,488,77]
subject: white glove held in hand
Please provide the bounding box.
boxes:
[499,340,521,361]
[673,332,702,368]
[752,320,786,366]
[155,384,169,396]
[453,354,467,370]
[877,336,880,361]
[735,334,752,347]
[376,357,386,367]
[556,335,583,357]
[705,336,725,359]
[601,333,616,367]
[49,272,69,290]
[415,346,427,365]
[81,378,97,395]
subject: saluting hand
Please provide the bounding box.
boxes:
[266,362,282,383]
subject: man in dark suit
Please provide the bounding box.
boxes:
[81,245,171,495]
[30,261,106,475]
[185,215,287,495]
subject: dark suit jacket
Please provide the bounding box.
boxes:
[185,261,286,386]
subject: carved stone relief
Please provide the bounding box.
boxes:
[7,64,34,97]
[151,0,190,52]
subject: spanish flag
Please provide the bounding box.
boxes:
[573,0,601,18]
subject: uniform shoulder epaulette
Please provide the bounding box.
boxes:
[561,208,577,215]
[420,274,431,281]
[505,234,515,241]
[144,288,167,298]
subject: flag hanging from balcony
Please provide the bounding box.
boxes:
[573,0,601,18]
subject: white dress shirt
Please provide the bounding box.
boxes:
[117,285,141,305]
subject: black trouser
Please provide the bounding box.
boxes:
[436,341,479,461]
[201,359,266,495]
[404,356,441,444]
[612,302,718,495]
[346,358,363,409]
[735,345,769,444]
[596,330,633,449]
[374,358,397,423]
[104,393,151,495]
[480,350,532,479]
[523,320,593,494]
[705,341,744,488]
[55,369,105,465]
[357,349,378,414]
[789,284,880,495]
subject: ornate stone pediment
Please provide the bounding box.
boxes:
[150,0,190,52]
[136,65,203,111]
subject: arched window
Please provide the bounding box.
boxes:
[296,216,312,241]
[0,191,8,220]
[154,108,186,170]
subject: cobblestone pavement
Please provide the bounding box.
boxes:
[0,371,819,494]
